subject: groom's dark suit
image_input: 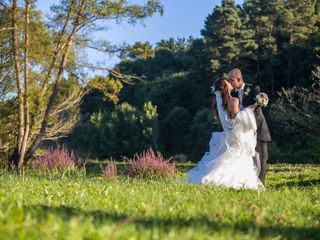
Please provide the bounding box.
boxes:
[231,84,271,184]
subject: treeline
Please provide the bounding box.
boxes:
[67,0,320,162]
[1,0,319,166]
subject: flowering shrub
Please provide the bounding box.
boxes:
[32,146,76,171]
[102,160,117,179]
[126,148,175,179]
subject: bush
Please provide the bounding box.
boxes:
[126,148,175,179]
[68,101,159,160]
[32,146,76,171]
[102,160,117,179]
[270,66,320,163]
[161,107,192,155]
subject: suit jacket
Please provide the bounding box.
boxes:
[231,84,271,142]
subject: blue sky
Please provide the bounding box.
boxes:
[37,0,244,72]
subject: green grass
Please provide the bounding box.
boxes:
[0,164,319,240]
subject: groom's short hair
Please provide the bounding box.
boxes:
[228,68,243,80]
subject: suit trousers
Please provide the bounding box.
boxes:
[254,139,268,185]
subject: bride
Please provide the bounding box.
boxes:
[188,78,264,190]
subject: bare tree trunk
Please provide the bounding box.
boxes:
[18,0,31,170]
[26,0,86,159]
[40,0,75,97]
[11,0,24,167]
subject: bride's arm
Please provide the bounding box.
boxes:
[211,94,219,121]
[247,103,258,110]
[229,97,240,119]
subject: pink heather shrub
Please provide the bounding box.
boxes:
[102,160,117,179]
[32,146,76,171]
[126,148,175,179]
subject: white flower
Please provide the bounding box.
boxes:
[255,92,269,107]
[244,87,251,96]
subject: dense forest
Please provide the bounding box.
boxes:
[1,0,320,169]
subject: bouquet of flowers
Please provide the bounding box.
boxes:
[255,92,269,107]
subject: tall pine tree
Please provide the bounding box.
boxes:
[279,0,319,87]
[243,0,283,95]
[202,0,257,75]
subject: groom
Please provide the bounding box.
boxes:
[228,69,271,184]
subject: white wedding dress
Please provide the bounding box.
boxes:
[188,92,264,190]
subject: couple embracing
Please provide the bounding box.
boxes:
[188,69,271,190]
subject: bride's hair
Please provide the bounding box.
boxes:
[214,77,230,110]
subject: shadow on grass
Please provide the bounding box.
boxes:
[24,204,319,239]
[271,179,320,188]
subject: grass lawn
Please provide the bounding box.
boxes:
[0,164,319,239]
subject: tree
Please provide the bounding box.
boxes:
[121,42,154,60]
[87,76,123,104]
[18,0,31,168]
[243,0,282,95]
[0,4,14,101]
[5,0,163,169]
[10,0,25,167]
[278,0,319,87]
[201,0,257,74]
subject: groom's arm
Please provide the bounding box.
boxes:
[253,85,261,97]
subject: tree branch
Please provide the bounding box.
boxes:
[40,0,75,97]
[50,87,85,116]
[75,63,145,84]
[0,1,10,12]
[0,27,14,32]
